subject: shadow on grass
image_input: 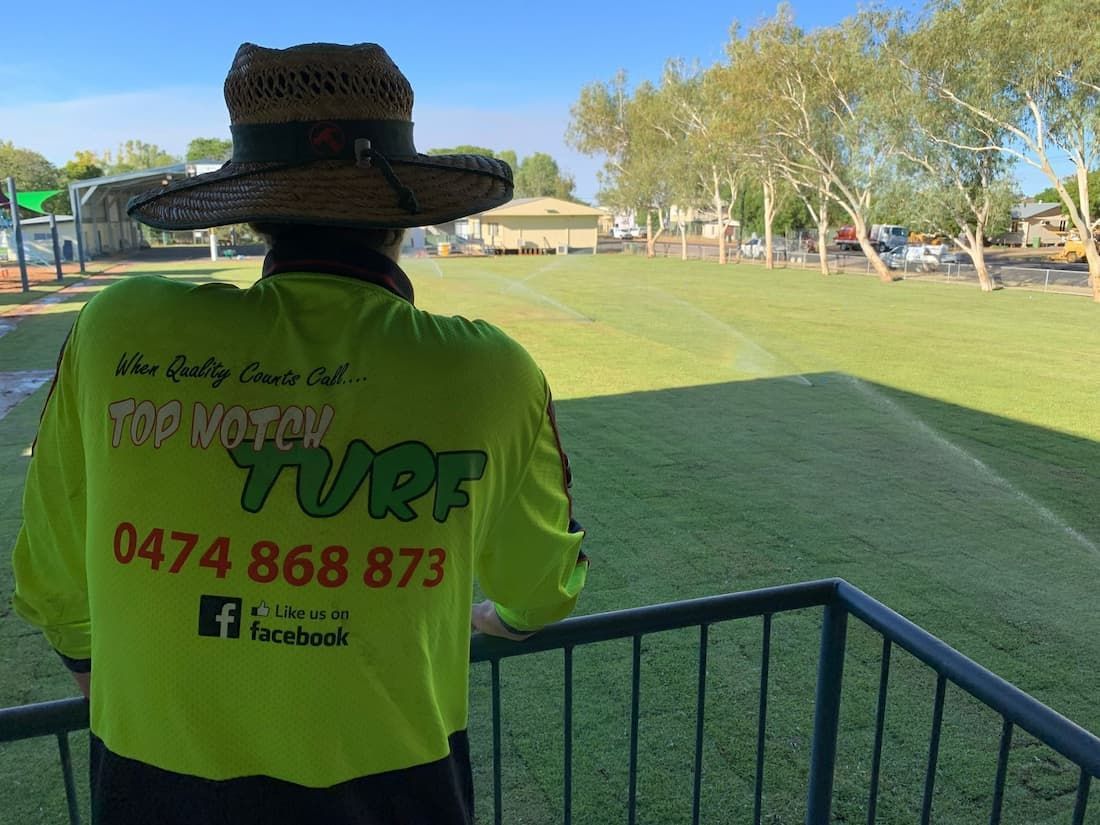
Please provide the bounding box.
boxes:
[0,277,87,307]
[3,372,1098,825]
[470,373,1100,825]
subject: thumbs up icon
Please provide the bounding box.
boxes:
[251,601,270,617]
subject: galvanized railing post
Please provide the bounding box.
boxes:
[806,602,848,825]
[564,645,574,825]
[866,638,892,825]
[754,614,773,825]
[57,732,81,825]
[627,634,643,825]
[491,658,503,825]
[691,624,710,825]
[1072,767,1091,825]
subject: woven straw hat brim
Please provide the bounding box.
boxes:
[127,153,512,230]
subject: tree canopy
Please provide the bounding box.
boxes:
[514,152,576,200]
[187,138,233,162]
[101,140,179,174]
[0,141,61,191]
[427,146,578,201]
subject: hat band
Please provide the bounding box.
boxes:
[231,120,416,163]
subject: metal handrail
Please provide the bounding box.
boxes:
[837,581,1100,779]
[3,578,1098,825]
[469,578,836,662]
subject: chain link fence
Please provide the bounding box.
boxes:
[640,238,1094,296]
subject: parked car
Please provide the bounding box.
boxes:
[740,238,764,259]
[612,226,641,240]
[938,246,959,264]
[740,237,787,259]
[882,244,908,269]
[883,243,958,270]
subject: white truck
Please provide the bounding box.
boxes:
[869,224,908,253]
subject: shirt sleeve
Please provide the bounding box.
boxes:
[11,327,90,664]
[477,392,588,633]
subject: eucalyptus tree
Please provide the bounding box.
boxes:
[568,72,677,256]
[905,0,1100,299]
[632,62,705,261]
[658,60,742,264]
[727,6,903,282]
[710,46,792,271]
[883,64,1015,292]
[787,171,833,275]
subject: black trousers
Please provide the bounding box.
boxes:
[90,731,475,825]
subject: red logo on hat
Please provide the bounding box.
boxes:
[309,122,346,157]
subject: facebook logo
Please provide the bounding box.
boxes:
[198,595,243,639]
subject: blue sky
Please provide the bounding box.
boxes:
[4,0,1052,201]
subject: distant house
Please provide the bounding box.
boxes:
[1006,202,1067,247]
[668,205,740,241]
[596,209,614,235]
[468,197,605,253]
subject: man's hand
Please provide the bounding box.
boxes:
[72,671,90,700]
[471,600,534,641]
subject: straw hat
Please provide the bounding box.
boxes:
[127,43,513,230]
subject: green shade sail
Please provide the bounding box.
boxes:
[15,190,62,214]
[1,190,63,213]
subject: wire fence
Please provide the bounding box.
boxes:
[637,239,1095,297]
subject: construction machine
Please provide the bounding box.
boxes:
[1050,232,1097,264]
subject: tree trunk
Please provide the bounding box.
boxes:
[646,212,655,258]
[725,173,739,266]
[1056,191,1100,297]
[1044,161,1099,299]
[1084,237,1100,302]
[971,242,995,292]
[817,190,830,276]
[960,226,995,292]
[853,215,893,283]
[679,222,688,260]
[713,168,727,265]
[1068,162,1100,301]
[762,178,775,270]
[817,221,830,276]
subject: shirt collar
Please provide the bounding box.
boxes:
[261,235,415,305]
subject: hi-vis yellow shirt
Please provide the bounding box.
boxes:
[13,267,587,787]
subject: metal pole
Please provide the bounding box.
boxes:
[6,177,29,292]
[209,230,218,261]
[56,732,82,825]
[1044,270,1050,292]
[70,187,86,274]
[49,214,63,281]
[805,602,848,825]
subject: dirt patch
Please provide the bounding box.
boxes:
[0,370,55,421]
[0,260,131,294]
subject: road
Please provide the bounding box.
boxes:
[631,236,1093,291]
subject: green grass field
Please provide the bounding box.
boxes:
[2,255,1098,823]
